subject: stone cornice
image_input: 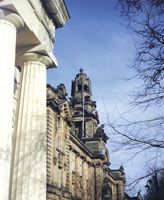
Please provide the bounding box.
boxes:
[47,98,60,113]
[42,0,70,28]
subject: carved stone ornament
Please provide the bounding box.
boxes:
[56,84,68,100]
[94,124,109,143]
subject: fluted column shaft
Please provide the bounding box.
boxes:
[0,9,24,200]
[10,53,52,200]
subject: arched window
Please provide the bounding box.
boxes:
[102,184,112,200]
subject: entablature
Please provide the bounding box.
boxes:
[0,0,69,68]
[42,0,70,28]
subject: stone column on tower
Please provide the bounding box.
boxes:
[0,9,24,200]
[10,52,52,200]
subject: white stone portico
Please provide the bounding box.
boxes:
[0,0,69,199]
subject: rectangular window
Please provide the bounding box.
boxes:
[72,152,75,172]
[58,167,62,188]
[63,170,66,188]
[57,118,61,150]
[79,158,82,176]
[72,183,75,195]
[85,163,88,180]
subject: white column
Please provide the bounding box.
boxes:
[10,53,52,200]
[0,9,24,200]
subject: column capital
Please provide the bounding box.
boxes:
[17,52,53,68]
[0,9,24,31]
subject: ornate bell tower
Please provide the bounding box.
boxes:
[70,68,99,138]
[70,68,109,156]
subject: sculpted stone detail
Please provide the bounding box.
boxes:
[74,97,81,104]
[94,124,109,143]
[53,156,57,165]
[56,84,68,100]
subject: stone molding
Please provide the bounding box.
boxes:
[0,8,24,31]
[43,0,70,28]
[17,52,53,68]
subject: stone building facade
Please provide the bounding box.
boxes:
[46,69,126,200]
[0,1,140,199]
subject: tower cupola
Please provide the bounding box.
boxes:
[70,68,99,138]
[71,67,93,109]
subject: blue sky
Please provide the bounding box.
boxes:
[47,0,145,192]
[48,0,136,109]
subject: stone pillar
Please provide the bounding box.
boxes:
[94,163,102,200]
[69,150,73,194]
[10,53,52,200]
[75,154,80,197]
[0,9,24,200]
[82,160,87,200]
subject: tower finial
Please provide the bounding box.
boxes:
[79,67,83,74]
